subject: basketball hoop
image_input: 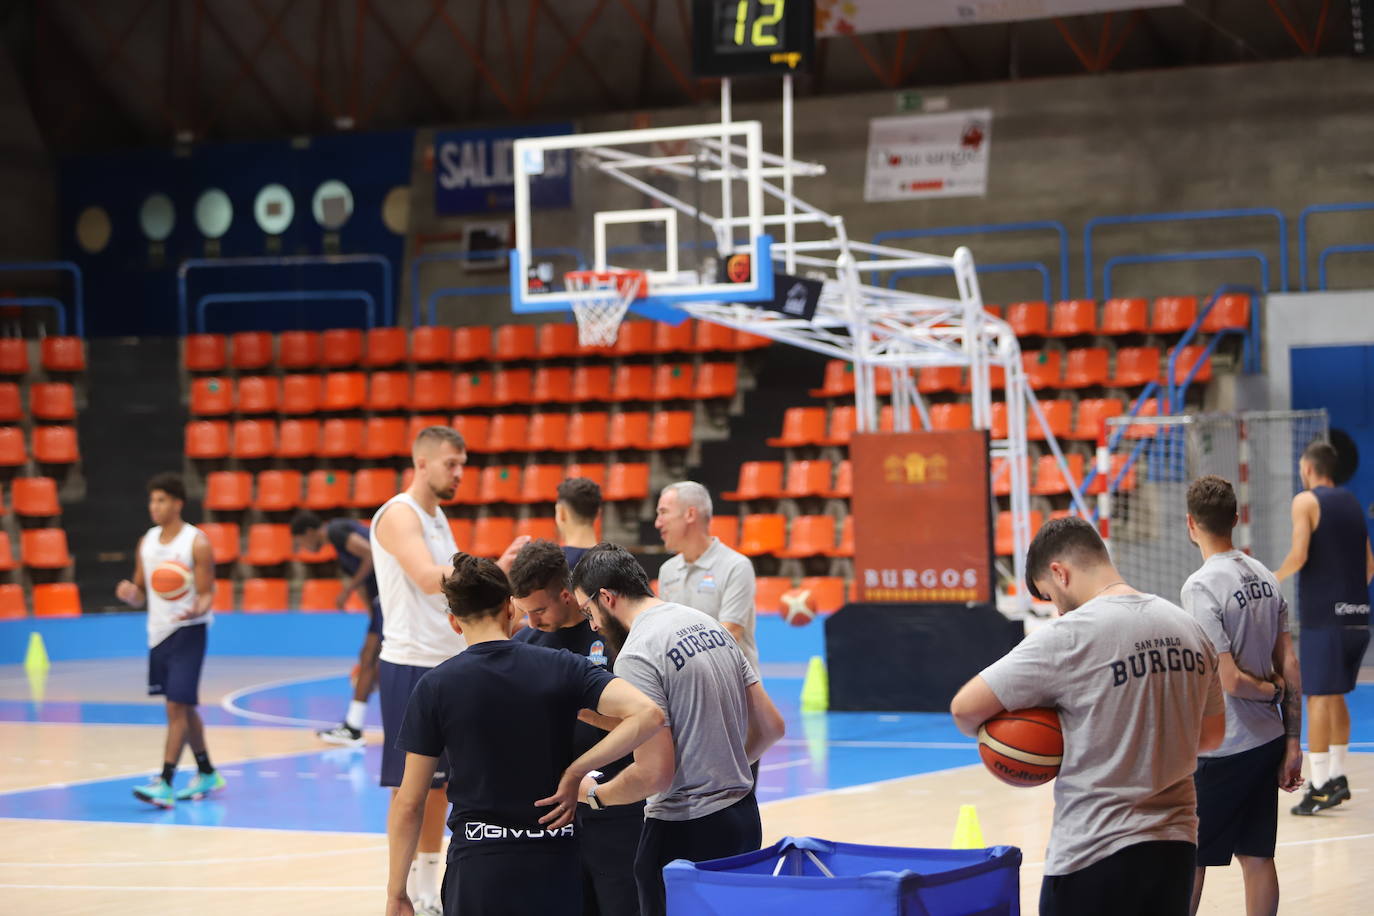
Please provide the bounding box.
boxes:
[563,269,648,347]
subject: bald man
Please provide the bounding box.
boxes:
[372,426,466,916]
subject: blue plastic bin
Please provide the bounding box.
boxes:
[664,836,1021,915]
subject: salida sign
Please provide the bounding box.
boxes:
[851,429,994,604]
[434,123,573,215]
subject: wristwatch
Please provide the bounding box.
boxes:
[1269,680,1284,705]
[585,782,605,811]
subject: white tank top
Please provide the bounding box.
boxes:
[140,523,209,648]
[372,493,465,668]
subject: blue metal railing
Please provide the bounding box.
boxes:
[1166,283,1260,410]
[0,297,68,336]
[872,221,1071,301]
[196,290,378,333]
[1297,201,1374,291]
[177,254,394,336]
[887,261,1053,306]
[410,247,585,327]
[0,261,84,337]
[1317,243,1374,290]
[1085,208,1288,298]
[1101,250,1271,301]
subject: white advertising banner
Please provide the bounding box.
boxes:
[817,0,1183,36]
[864,109,992,202]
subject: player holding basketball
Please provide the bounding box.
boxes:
[1275,440,1373,815]
[115,472,223,808]
[655,481,760,677]
[562,542,785,916]
[386,553,664,916]
[556,476,602,569]
[1182,476,1303,916]
[950,517,1225,916]
[510,539,642,916]
[373,426,466,915]
[291,509,380,747]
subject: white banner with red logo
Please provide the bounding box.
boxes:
[818,0,1183,36]
[863,109,992,202]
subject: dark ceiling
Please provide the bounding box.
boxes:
[2,0,1361,154]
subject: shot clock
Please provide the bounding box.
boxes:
[691,0,815,77]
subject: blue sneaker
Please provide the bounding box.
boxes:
[176,771,226,801]
[133,778,176,809]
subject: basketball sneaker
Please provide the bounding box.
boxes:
[176,770,226,801]
[1328,774,1352,804]
[133,778,176,809]
[317,723,365,748]
[1291,779,1344,815]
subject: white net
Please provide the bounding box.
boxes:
[1102,410,1328,604]
[563,270,646,347]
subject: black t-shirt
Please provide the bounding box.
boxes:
[561,545,589,570]
[397,640,614,833]
[326,518,378,601]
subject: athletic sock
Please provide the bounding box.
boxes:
[417,852,442,899]
[1310,751,1330,789]
[1329,745,1348,781]
[406,860,419,900]
[160,762,177,785]
[194,751,214,775]
[345,700,368,731]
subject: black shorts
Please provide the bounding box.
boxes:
[1196,736,1285,865]
[444,844,580,916]
[1300,626,1370,695]
[1040,840,1196,916]
[578,803,644,916]
[379,659,449,789]
[367,595,383,637]
[635,792,761,916]
[147,623,207,706]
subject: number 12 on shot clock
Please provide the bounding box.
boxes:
[692,0,815,77]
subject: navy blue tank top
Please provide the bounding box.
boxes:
[1297,486,1370,629]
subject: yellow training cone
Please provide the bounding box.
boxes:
[23,632,50,673]
[26,665,47,703]
[800,655,828,712]
[951,804,985,849]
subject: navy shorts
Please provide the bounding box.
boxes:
[1299,626,1370,695]
[367,595,383,637]
[147,623,207,706]
[379,659,449,789]
[1196,736,1285,866]
[578,802,644,916]
[444,835,580,916]
[1040,841,1195,916]
[635,792,760,916]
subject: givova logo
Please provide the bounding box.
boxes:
[463,822,575,842]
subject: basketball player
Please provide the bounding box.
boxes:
[562,542,786,916]
[373,426,466,915]
[510,539,641,916]
[950,517,1224,916]
[556,476,602,569]
[655,481,760,676]
[115,472,223,808]
[386,553,664,916]
[1275,440,1374,815]
[290,509,379,747]
[1182,476,1304,916]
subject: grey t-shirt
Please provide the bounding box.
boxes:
[1182,550,1287,758]
[613,601,759,821]
[658,538,759,675]
[980,593,1223,876]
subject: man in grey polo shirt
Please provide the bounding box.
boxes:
[655,481,760,675]
[563,542,785,916]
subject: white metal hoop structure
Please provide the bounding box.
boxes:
[563,269,647,347]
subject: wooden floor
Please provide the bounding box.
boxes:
[1,658,1369,914]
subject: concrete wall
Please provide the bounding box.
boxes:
[403,57,1374,326]
[0,40,55,272]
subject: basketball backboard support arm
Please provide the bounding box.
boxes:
[506,75,1076,614]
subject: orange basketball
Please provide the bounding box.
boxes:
[779,588,817,627]
[150,560,193,602]
[977,706,1063,787]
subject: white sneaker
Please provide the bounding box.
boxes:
[413,896,443,916]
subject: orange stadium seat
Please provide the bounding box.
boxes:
[1022,351,1062,390]
[824,460,852,498]
[1033,454,1086,496]
[821,406,856,446]
[608,412,651,450]
[517,465,566,504]
[472,518,516,558]
[411,370,453,412]
[29,383,75,421]
[1170,345,1213,384]
[734,330,770,351]
[0,382,20,422]
[242,578,289,613]
[1062,347,1110,388]
[205,471,253,511]
[322,372,367,411]
[694,363,738,400]
[352,469,398,510]
[449,518,474,550]
[494,325,537,361]
[451,470,480,505]
[0,531,14,570]
[1125,398,1163,438]
[213,580,235,612]
[988,403,1009,440]
[12,476,59,517]
[33,583,81,617]
[476,466,522,504]
[254,470,301,512]
[515,517,558,542]
[185,421,229,460]
[879,405,920,433]
[710,515,740,550]
[450,415,490,453]
[364,327,408,367]
[783,460,833,499]
[236,376,279,414]
[412,326,454,364]
[653,319,696,355]
[321,328,364,367]
[996,511,1045,557]
[304,470,351,510]
[778,515,837,558]
[1202,294,1250,332]
[532,367,575,404]
[299,579,344,612]
[319,418,365,458]
[603,463,650,501]
[406,415,446,446]
[277,331,321,369]
[184,334,226,372]
[1111,347,1161,387]
[652,364,694,401]
[929,403,973,431]
[738,514,787,556]
[277,418,320,458]
[453,371,495,409]
[280,374,323,414]
[487,414,530,453]
[610,365,654,403]
[527,413,570,451]
[22,528,71,568]
[0,339,26,376]
[0,583,26,618]
[724,462,784,501]
[245,524,292,566]
[42,336,85,373]
[572,367,613,402]
[691,320,736,354]
[231,331,273,370]
[918,366,962,394]
[1071,398,1125,441]
[201,522,241,564]
[565,463,606,487]
[567,412,610,451]
[190,378,233,416]
[453,326,493,362]
[1150,296,1197,334]
[231,419,276,459]
[648,411,693,449]
[537,322,580,359]
[1101,298,1148,335]
[811,361,853,398]
[1006,301,1049,337]
[611,321,656,357]
[1029,400,1073,440]
[361,417,408,459]
[367,372,411,412]
[768,407,827,447]
[1048,299,1098,337]
[754,577,793,614]
[801,576,847,613]
[492,368,534,406]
